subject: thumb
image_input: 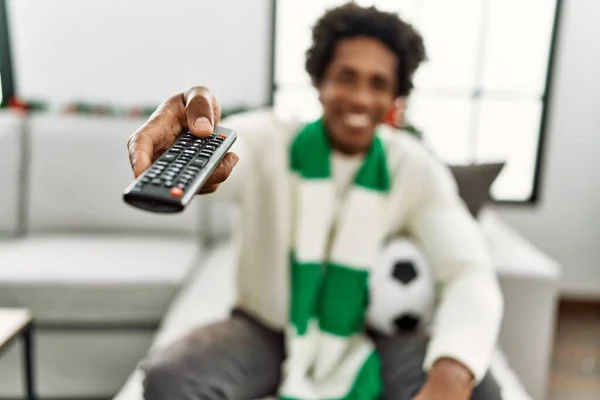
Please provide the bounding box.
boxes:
[183,86,222,137]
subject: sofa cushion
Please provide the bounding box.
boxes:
[0,110,24,236]
[0,234,200,325]
[480,210,560,279]
[205,202,238,241]
[150,240,238,352]
[449,162,505,218]
[24,114,203,235]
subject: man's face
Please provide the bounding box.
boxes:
[318,36,398,155]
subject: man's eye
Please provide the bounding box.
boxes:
[372,78,389,91]
[337,71,354,83]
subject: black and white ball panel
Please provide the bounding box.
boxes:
[366,237,436,336]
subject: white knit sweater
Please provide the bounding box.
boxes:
[211,108,504,383]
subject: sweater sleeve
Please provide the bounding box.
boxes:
[406,150,504,383]
[202,112,258,203]
[203,130,253,203]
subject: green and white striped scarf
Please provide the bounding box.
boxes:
[279,118,390,400]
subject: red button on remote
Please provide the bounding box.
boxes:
[170,187,184,198]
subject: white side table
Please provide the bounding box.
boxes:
[0,308,35,400]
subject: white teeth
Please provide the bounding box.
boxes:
[344,113,370,128]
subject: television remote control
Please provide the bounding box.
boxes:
[123,125,237,213]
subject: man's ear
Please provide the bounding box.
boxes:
[394,97,407,127]
[316,83,324,104]
[386,97,408,128]
[396,96,407,111]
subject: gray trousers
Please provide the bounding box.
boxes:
[141,309,502,400]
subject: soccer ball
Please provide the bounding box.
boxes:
[366,237,437,336]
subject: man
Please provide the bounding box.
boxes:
[127,3,503,399]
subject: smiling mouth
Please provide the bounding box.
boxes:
[343,113,371,129]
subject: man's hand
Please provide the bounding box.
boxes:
[414,358,474,400]
[127,86,239,194]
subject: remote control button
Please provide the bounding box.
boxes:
[156,161,169,166]
[165,181,173,187]
[204,145,216,151]
[163,154,177,162]
[170,148,183,153]
[170,187,184,197]
[147,173,158,179]
[191,159,208,168]
[218,133,227,139]
[152,179,162,185]
[184,150,197,155]
[187,166,200,172]
[182,172,195,179]
[176,183,186,189]
[174,163,185,168]
[141,177,150,183]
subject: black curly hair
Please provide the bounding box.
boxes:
[305,2,426,97]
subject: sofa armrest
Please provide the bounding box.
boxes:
[0,110,24,236]
[480,210,561,400]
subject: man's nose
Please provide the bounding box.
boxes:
[347,83,376,110]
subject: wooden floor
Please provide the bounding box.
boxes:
[548,300,600,399]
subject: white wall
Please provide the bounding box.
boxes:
[493,0,600,298]
[6,0,271,110]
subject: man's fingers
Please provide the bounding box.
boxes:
[126,93,188,177]
[126,87,223,179]
[202,152,239,187]
[184,86,222,138]
[198,184,220,194]
[127,132,155,178]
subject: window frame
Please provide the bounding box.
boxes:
[0,0,15,108]
[267,0,565,205]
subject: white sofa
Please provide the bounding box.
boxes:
[0,110,561,400]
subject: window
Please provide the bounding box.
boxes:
[0,0,15,107]
[270,0,562,203]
